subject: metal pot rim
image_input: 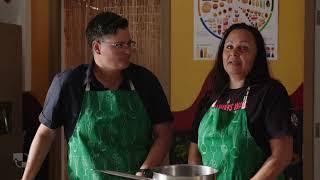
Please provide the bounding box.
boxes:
[152,164,218,177]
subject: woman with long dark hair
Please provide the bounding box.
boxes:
[188,23,293,180]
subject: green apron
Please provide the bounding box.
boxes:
[198,87,284,180]
[68,80,152,180]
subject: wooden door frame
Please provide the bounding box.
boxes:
[160,0,171,101]
[304,0,315,179]
[48,0,62,180]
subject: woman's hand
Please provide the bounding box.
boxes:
[139,122,173,168]
[136,169,153,178]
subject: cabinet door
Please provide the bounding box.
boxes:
[0,23,23,180]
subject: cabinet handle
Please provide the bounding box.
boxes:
[317,10,320,25]
[316,122,320,138]
[1,109,9,133]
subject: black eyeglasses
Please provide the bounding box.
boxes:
[100,40,136,49]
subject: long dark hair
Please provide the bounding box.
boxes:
[209,23,271,99]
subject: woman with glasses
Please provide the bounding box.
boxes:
[188,23,293,180]
[22,11,173,180]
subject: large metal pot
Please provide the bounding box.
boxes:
[97,164,217,180]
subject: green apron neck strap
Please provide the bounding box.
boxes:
[128,80,135,91]
[85,83,90,91]
[85,79,136,91]
[241,86,250,109]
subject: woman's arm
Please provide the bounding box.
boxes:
[251,135,293,180]
[188,142,202,165]
[22,124,57,180]
[139,122,173,169]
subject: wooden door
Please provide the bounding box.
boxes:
[63,0,170,97]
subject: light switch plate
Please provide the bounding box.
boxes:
[316,122,320,138]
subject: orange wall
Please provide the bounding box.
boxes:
[171,0,304,111]
[31,0,49,104]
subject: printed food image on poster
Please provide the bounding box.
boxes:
[194,0,278,60]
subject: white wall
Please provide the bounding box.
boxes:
[0,0,31,91]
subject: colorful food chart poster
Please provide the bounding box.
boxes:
[194,0,278,60]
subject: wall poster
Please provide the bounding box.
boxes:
[194,0,278,60]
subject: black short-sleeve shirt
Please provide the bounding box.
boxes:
[190,80,293,155]
[39,62,173,141]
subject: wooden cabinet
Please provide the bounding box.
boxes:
[0,22,23,180]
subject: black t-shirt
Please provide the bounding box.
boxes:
[39,62,173,141]
[190,80,293,155]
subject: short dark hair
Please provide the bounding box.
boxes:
[209,23,271,98]
[85,11,128,48]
